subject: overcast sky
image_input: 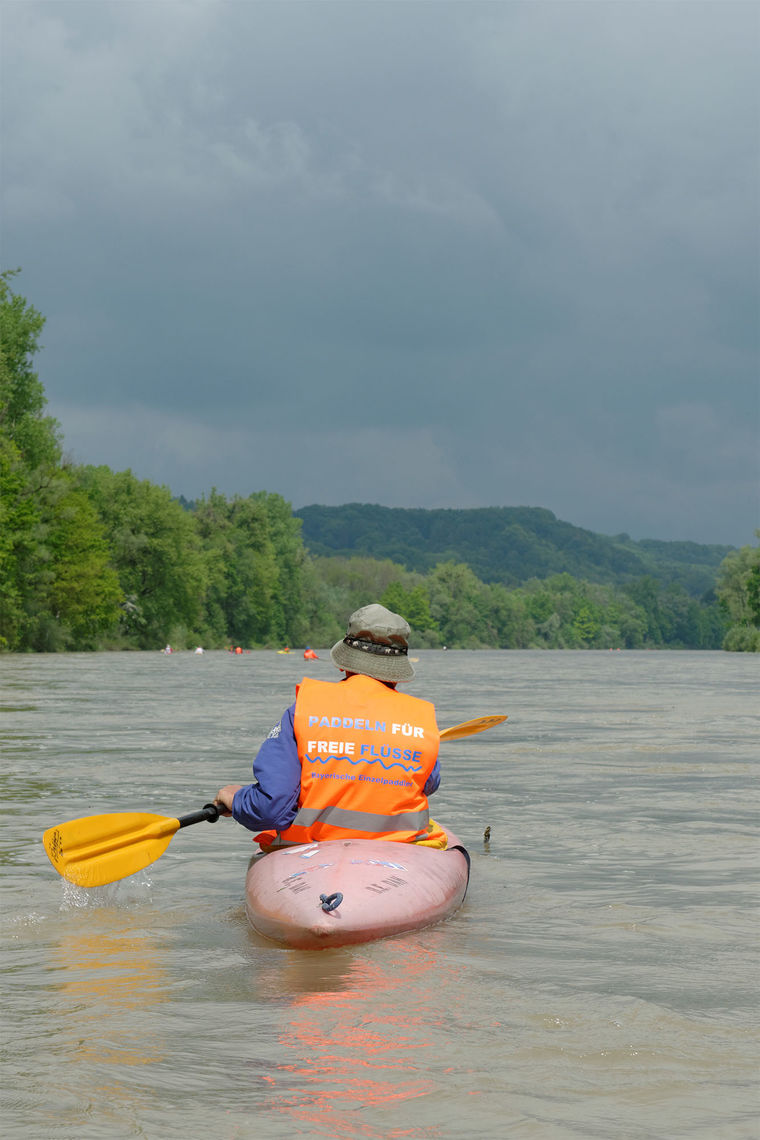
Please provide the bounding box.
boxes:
[2,1,758,546]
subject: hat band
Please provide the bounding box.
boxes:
[343,635,408,658]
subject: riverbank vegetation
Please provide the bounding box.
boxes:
[714,539,760,651]
[2,272,757,652]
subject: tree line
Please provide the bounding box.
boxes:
[2,271,758,653]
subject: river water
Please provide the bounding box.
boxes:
[1,649,757,1139]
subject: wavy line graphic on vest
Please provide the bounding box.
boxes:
[304,753,423,773]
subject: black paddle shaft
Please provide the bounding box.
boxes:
[177,803,222,828]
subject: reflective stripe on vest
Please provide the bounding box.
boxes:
[274,674,440,846]
[291,805,430,834]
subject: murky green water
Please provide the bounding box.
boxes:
[1,650,758,1138]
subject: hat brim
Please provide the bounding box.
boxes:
[330,639,415,682]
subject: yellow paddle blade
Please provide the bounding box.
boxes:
[439,714,508,742]
[43,812,181,888]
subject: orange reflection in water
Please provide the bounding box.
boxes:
[53,912,168,1070]
[258,936,460,1137]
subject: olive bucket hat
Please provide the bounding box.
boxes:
[330,603,415,683]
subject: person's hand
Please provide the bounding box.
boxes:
[214,784,242,815]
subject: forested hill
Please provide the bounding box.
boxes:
[294,504,734,596]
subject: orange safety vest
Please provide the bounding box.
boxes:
[270,674,445,847]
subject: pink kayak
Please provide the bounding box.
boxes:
[244,827,470,949]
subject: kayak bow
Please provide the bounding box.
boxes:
[245,827,470,949]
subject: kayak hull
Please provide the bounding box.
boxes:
[244,828,470,949]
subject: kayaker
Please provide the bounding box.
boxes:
[214,603,446,849]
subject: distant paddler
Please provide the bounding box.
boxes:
[303,646,319,660]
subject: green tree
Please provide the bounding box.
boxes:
[486,583,534,648]
[747,565,760,626]
[602,595,647,648]
[716,535,760,651]
[380,582,438,635]
[0,435,38,648]
[258,491,311,644]
[0,272,55,648]
[623,577,667,646]
[427,562,493,647]
[572,599,601,646]
[0,270,61,469]
[78,466,207,648]
[24,482,123,650]
[1,273,122,650]
[308,556,429,643]
[192,489,309,646]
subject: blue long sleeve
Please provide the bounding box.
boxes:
[231,704,302,833]
[424,758,440,796]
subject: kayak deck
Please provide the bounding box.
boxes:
[244,828,470,949]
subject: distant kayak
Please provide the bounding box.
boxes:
[245,826,469,949]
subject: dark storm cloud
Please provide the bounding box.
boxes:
[2,1,758,543]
